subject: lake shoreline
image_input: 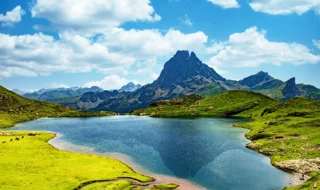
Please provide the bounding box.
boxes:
[6,116,304,189]
[48,131,206,190]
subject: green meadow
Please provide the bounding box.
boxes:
[0,132,153,189]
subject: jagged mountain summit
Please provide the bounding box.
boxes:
[75,51,227,112]
[27,50,319,113]
[118,82,142,92]
[153,50,225,88]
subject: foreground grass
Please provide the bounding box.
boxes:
[0,132,153,189]
[134,90,320,189]
[82,181,179,190]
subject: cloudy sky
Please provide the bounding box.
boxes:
[0,0,319,91]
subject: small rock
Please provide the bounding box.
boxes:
[205,106,214,112]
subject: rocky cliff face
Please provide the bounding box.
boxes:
[153,51,225,88]
[282,78,301,100]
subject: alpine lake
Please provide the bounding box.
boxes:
[12,116,291,190]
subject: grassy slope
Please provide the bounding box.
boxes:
[253,83,286,100]
[0,85,114,128]
[235,97,320,190]
[133,90,320,189]
[195,82,227,97]
[133,90,277,118]
[0,132,152,189]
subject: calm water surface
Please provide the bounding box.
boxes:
[12,116,290,190]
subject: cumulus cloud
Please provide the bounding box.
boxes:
[313,39,320,49]
[31,0,161,36]
[0,27,208,79]
[100,28,208,58]
[249,0,320,15]
[0,66,37,79]
[207,0,240,9]
[208,27,320,68]
[84,75,138,90]
[0,6,25,27]
[0,32,135,78]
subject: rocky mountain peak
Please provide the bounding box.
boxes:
[239,71,274,88]
[173,50,190,59]
[153,50,225,88]
[118,82,142,92]
[282,77,301,100]
[257,71,269,76]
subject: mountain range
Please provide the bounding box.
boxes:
[19,82,142,105]
[16,50,320,113]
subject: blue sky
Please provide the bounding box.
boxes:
[0,0,319,91]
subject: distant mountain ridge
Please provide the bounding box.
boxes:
[14,50,320,113]
[23,86,104,101]
[118,82,142,92]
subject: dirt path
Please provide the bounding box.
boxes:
[74,177,153,190]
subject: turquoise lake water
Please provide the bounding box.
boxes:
[12,116,291,190]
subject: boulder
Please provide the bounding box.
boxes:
[274,158,320,174]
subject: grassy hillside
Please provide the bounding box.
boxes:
[133,91,320,189]
[0,132,178,189]
[235,97,320,190]
[195,82,227,97]
[0,86,114,128]
[133,90,278,118]
[254,83,286,100]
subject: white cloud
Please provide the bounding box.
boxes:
[207,0,240,9]
[0,66,37,79]
[0,28,207,80]
[100,28,208,58]
[84,75,138,90]
[313,39,320,49]
[206,42,227,54]
[0,6,25,27]
[31,0,161,36]
[52,83,70,88]
[208,27,320,68]
[0,32,135,78]
[249,0,320,15]
[181,15,193,26]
